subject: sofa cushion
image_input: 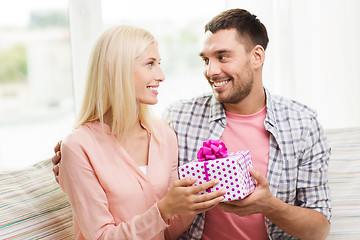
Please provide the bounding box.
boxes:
[0,159,73,239]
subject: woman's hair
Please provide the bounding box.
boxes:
[75,25,161,142]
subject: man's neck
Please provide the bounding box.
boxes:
[223,87,266,115]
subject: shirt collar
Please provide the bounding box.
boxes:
[209,94,226,122]
[264,87,277,129]
[208,87,278,129]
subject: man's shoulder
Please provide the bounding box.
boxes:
[270,94,317,118]
[164,92,213,114]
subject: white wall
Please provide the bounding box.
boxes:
[69,0,360,129]
[68,0,103,113]
[227,0,360,129]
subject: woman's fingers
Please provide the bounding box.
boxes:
[189,178,219,194]
[191,189,226,212]
[173,177,197,187]
[160,178,227,218]
[174,177,226,201]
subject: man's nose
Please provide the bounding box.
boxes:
[205,60,221,77]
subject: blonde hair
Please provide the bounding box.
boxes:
[75,25,161,142]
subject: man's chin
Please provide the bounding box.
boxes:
[213,90,230,103]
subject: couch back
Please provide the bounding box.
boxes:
[0,160,73,239]
[326,127,360,239]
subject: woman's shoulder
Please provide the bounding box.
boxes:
[153,119,176,138]
[62,122,107,147]
[152,119,178,152]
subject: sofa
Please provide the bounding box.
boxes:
[0,128,359,239]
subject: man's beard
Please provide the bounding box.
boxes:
[214,72,254,104]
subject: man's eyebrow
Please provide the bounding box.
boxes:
[199,49,232,57]
[215,49,232,54]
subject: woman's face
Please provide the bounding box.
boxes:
[134,43,165,105]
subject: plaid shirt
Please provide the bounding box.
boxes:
[162,88,331,240]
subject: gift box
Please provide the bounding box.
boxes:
[178,140,256,202]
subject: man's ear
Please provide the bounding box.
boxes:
[251,45,265,69]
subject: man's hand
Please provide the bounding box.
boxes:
[217,168,273,215]
[51,141,62,183]
[218,168,330,240]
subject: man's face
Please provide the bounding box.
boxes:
[200,28,254,104]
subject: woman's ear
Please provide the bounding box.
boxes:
[251,45,265,69]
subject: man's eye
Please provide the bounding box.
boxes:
[202,58,209,64]
[147,62,154,66]
[219,56,228,60]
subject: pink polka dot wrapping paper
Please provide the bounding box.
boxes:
[178,150,256,201]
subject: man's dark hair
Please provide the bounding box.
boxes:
[204,9,269,51]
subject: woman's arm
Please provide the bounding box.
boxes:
[60,139,169,240]
[60,136,225,240]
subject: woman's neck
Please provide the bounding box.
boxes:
[103,109,143,134]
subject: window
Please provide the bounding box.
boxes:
[101,0,226,116]
[0,1,73,170]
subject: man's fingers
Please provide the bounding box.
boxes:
[54,140,62,152]
[249,168,266,185]
[51,151,60,165]
[53,164,59,175]
[52,164,60,183]
[217,202,236,212]
[52,141,62,165]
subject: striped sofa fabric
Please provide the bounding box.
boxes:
[0,159,73,239]
[326,127,360,239]
[0,127,359,239]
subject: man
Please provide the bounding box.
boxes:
[53,8,331,239]
[162,8,331,240]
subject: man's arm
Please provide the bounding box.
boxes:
[217,168,330,240]
[51,140,62,183]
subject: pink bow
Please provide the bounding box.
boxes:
[197,139,228,161]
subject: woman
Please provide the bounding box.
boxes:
[58,25,225,240]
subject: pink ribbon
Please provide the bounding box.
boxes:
[197,140,228,193]
[203,161,211,193]
[197,139,228,161]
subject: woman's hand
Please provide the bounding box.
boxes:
[157,177,226,222]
